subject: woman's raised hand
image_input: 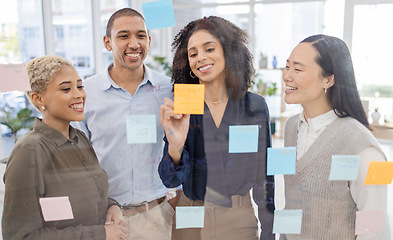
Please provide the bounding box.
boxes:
[160,98,190,164]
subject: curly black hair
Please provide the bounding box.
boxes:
[171,16,254,99]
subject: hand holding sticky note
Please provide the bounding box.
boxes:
[329,155,360,181]
[364,161,393,185]
[174,84,205,115]
[267,147,296,175]
[176,206,204,229]
[39,196,74,222]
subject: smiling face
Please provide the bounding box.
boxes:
[38,65,86,128]
[283,42,333,111]
[187,30,226,85]
[104,16,151,72]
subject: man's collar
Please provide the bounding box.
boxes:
[100,63,156,91]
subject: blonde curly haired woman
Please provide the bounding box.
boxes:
[2,56,127,240]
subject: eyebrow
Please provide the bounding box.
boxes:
[116,30,147,35]
[58,79,82,86]
[188,41,217,52]
[287,59,306,67]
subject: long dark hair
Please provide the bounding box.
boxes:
[171,16,254,99]
[301,34,369,128]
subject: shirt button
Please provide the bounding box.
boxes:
[82,158,86,163]
[94,176,98,180]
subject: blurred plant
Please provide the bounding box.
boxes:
[253,73,278,97]
[259,52,268,69]
[0,108,35,142]
[148,56,172,77]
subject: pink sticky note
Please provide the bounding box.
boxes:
[355,210,384,235]
[39,196,74,221]
[0,63,31,92]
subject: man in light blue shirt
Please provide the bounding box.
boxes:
[72,8,176,240]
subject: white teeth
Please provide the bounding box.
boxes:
[71,103,83,109]
[199,65,212,71]
[286,86,297,90]
[126,53,140,57]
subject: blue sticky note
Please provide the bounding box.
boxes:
[329,155,360,181]
[176,206,204,229]
[126,115,157,144]
[273,209,303,234]
[228,125,259,153]
[267,147,296,175]
[142,0,176,30]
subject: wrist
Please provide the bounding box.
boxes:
[168,145,183,163]
[108,202,122,211]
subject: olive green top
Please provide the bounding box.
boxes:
[2,118,111,240]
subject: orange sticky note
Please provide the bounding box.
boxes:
[0,63,31,92]
[174,84,205,115]
[364,161,393,185]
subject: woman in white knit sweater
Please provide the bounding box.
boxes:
[280,34,390,240]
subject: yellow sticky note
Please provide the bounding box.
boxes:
[364,161,393,185]
[174,84,205,115]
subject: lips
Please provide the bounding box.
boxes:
[125,53,141,58]
[285,85,298,94]
[125,50,143,61]
[70,102,84,111]
[198,64,213,73]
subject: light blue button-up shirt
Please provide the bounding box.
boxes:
[72,64,172,205]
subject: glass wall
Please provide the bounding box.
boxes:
[51,0,94,78]
[352,3,393,122]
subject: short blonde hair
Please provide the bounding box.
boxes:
[25,55,73,110]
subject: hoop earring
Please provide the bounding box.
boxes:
[190,71,196,78]
[324,88,327,94]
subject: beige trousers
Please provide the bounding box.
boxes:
[172,191,258,240]
[124,199,174,240]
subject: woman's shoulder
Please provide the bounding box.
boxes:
[12,130,44,151]
[245,91,265,102]
[244,91,268,110]
[6,131,45,170]
[335,116,374,138]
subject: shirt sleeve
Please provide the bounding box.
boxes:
[2,142,106,240]
[350,146,391,240]
[158,136,191,188]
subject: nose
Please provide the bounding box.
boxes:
[197,51,207,62]
[128,36,140,49]
[73,87,85,99]
[282,68,292,83]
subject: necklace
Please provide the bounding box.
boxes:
[212,100,222,104]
